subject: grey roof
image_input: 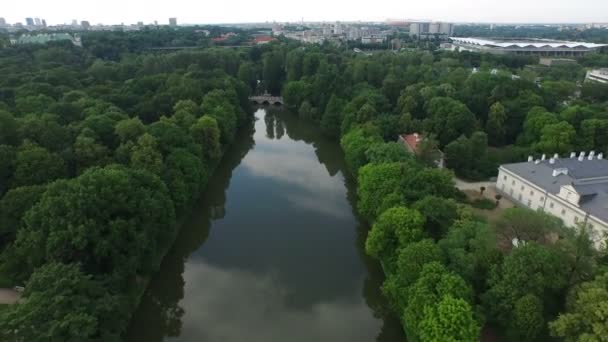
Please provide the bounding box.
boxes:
[502,157,608,223]
[450,37,608,49]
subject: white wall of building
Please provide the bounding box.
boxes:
[497,167,608,249]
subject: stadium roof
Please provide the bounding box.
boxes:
[450,37,608,49]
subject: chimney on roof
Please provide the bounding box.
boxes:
[535,159,541,164]
[578,155,584,162]
[589,151,596,160]
[599,153,604,160]
[549,157,555,164]
[552,168,569,177]
[528,155,534,162]
[580,151,586,158]
[570,152,576,158]
[554,153,559,159]
[541,154,546,161]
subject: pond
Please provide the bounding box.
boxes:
[126,108,404,342]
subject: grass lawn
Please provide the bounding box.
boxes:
[462,189,509,224]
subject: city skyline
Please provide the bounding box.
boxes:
[2,0,608,26]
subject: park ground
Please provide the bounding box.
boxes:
[454,177,515,223]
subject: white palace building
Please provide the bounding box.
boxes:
[497,152,608,249]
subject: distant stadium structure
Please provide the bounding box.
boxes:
[447,37,607,57]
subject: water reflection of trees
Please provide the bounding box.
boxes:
[271,108,405,342]
[124,122,255,341]
[268,108,342,177]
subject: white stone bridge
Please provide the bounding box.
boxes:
[249,94,283,105]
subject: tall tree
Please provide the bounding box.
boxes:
[418,295,480,342]
[486,102,507,146]
[320,95,345,138]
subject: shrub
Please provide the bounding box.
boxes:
[471,198,498,210]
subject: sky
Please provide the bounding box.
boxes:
[2,0,608,25]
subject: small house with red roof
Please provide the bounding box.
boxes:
[253,36,275,45]
[398,133,444,168]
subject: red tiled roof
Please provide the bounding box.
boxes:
[254,36,274,43]
[401,133,422,152]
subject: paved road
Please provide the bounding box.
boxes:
[0,288,21,304]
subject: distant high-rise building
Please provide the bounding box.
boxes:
[81,21,91,29]
[25,17,34,26]
[154,20,158,26]
[137,21,144,26]
[409,21,453,40]
[42,19,47,27]
[34,18,41,26]
[71,19,78,26]
[169,17,177,26]
[0,18,6,26]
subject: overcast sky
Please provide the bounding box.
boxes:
[3,0,608,25]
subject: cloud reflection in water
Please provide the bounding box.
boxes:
[173,260,382,342]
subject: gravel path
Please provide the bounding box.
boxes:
[0,288,21,304]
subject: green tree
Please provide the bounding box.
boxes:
[486,102,507,146]
[0,262,122,341]
[0,110,19,146]
[0,185,47,246]
[418,295,480,342]
[482,243,569,330]
[578,119,608,153]
[18,114,71,152]
[162,148,207,213]
[237,61,257,91]
[201,90,238,144]
[0,145,16,196]
[521,106,559,144]
[510,294,545,341]
[542,80,576,110]
[395,239,443,288]
[14,166,176,280]
[365,207,425,263]
[131,133,164,176]
[412,196,458,237]
[320,95,346,138]
[73,134,111,174]
[262,51,285,94]
[536,121,576,154]
[549,271,608,341]
[404,262,473,339]
[439,219,500,291]
[190,116,222,161]
[298,101,319,123]
[494,207,565,246]
[340,128,382,174]
[115,117,145,143]
[444,136,473,178]
[423,97,476,146]
[365,142,412,164]
[12,144,66,187]
[282,81,311,112]
[358,162,406,219]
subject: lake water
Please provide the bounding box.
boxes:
[126,108,404,342]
